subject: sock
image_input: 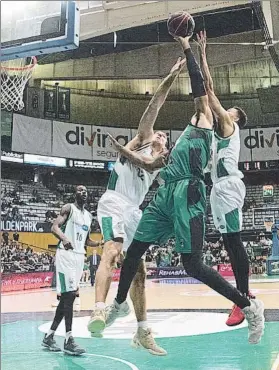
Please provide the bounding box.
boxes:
[95,302,106,309]
[65,331,72,343]
[138,321,148,329]
[46,329,55,338]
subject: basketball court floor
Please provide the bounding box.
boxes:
[2,276,279,370]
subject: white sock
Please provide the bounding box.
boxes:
[138,321,148,330]
[95,302,106,309]
[65,331,72,343]
[46,329,55,337]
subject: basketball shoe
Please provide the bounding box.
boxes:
[64,336,86,355]
[226,292,256,326]
[131,327,167,356]
[105,299,131,327]
[42,333,61,352]
[87,308,106,335]
[242,299,265,344]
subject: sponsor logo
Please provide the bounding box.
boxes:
[82,225,89,231]
[65,127,129,148]
[243,129,279,150]
[1,221,38,232]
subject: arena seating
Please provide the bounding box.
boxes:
[2,177,278,232]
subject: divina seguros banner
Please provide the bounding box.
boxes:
[11,114,279,162]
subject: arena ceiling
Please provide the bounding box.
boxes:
[37,1,262,65]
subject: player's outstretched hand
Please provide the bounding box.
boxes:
[170,57,186,75]
[62,238,73,250]
[107,132,123,152]
[174,35,191,51]
[196,30,207,54]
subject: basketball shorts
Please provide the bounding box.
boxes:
[134,179,206,254]
[56,249,84,294]
[210,176,246,234]
[97,190,142,252]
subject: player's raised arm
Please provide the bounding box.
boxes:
[197,31,233,136]
[175,35,213,125]
[107,133,168,172]
[137,57,185,142]
[51,204,72,249]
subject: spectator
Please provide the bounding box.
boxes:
[88,249,101,287]
[2,231,9,245]
[13,231,19,243]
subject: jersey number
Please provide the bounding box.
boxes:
[76,232,83,242]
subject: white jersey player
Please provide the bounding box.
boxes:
[88,57,186,354]
[42,185,102,356]
[198,31,262,328]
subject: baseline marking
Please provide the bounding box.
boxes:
[1,352,139,370]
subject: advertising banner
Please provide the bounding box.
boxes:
[112,269,121,281]
[218,264,234,277]
[0,221,52,232]
[239,129,252,162]
[93,126,131,161]
[1,271,54,292]
[10,114,279,163]
[244,127,279,161]
[52,121,93,160]
[12,114,52,155]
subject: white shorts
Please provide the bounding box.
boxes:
[56,249,84,293]
[97,190,142,251]
[210,177,246,234]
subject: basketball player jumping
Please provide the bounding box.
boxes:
[197,30,253,326]
[42,185,102,355]
[105,34,265,347]
[87,58,186,355]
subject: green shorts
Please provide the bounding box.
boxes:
[134,179,206,253]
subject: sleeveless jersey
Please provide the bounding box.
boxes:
[107,143,159,206]
[160,124,212,182]
[57,204,92,254]
[211,122,243,184]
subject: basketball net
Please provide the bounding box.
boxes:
[1,57,37,111]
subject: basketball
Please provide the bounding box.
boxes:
[167,11,195,38]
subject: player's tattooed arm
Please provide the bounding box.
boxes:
[108,133,168,172]
[51,204,73,250]
[136,57,186,143]
[197,31,234,136]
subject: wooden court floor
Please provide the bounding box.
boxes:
[2,277,279,370]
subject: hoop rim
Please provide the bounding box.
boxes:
[1,56,37,71]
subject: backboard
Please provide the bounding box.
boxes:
[1,1,80,61]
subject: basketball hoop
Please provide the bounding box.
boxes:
[1,57,37,111]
